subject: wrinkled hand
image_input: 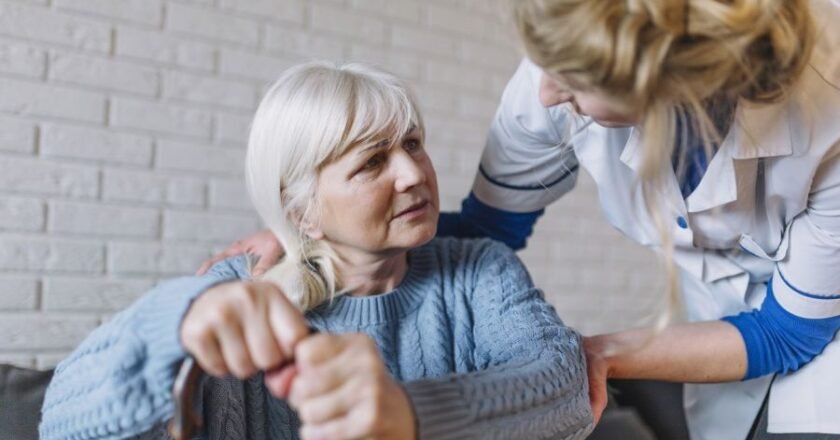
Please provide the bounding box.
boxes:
[196,229,283,277]
[288,333,417,440]
[583,336,610,424]
[180,281,309,380]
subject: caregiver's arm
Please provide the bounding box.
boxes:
[196,229,282,276]
[39,257,252,440]
[586,322,748,383]
[723,143,840,379]
[589,142,840,388]
[583,321,747,423]
[438,58,581,250]
[402,240,593,440]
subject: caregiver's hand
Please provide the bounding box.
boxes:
[180,281,309,379]
[288,333,417,440]
[196,229,283,277]
[583,335,610,424]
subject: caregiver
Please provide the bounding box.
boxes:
[199,0,840,439]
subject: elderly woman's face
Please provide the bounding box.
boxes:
[312,127,439,256]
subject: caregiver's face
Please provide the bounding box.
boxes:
[539,71,639,128]
[314,127,439,256]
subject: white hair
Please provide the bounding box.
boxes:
[245,61,424,311]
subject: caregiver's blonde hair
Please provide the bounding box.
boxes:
[513,0,815,326]
[246,61,424,311]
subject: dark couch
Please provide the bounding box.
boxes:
[0,364,54,440]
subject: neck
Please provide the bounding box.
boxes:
[331,246,409,296]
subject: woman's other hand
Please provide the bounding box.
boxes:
[288,333,417,440]
[196,229,283,277]
[180,281,309,379]
[583,335,610,424]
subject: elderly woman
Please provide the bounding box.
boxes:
[38,62,593,440]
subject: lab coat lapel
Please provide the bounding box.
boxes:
[618,127,686,214]
[686,98,794,214]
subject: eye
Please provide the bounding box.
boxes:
[361,153,386,171]
[403,138,422,153]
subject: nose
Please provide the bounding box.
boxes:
[539,74,573,107]
[392,150,425,193]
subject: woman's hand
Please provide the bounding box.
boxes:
[180,281,309,379]
[288,333,417,440]
[196,229,283,277]
[583,335,611,424]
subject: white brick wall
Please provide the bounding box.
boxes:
[0,0,659,369]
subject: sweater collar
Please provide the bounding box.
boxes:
[307,243,437,326]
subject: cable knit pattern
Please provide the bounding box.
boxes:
[39,238,593,440]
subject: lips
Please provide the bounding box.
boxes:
[394,200,429,218]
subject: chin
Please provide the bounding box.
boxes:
[413,224,438,246]
[594,119,634,128]
[593,117,636,128]
[402,221,437,250]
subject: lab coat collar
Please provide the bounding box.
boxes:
[619,98,796,214]
[728,98,794,160]
[686,98,796,213]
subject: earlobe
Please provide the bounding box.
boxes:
[289,202,324,240]
[302,223,324,241]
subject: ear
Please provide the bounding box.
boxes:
[300,219,324,241]
[294,203,324,241]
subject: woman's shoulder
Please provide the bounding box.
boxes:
[421,236,516,263]
[204,254,256,281]
[418,237,528,282]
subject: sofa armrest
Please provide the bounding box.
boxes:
[0,364,55,440]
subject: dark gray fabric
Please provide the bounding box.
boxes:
[609,379,690,440]
[587,408,656,440]
[585,379,688,440]
[0,364,54,440]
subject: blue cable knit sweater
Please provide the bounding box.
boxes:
[39,238,593,440]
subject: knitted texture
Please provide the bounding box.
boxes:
[40,238,593,440]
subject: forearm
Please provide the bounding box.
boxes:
[589,321,748,383]
[40,275,232,440]
[405,242,593,439]
[403,350,592,440]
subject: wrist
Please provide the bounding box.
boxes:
[583,334,616,379]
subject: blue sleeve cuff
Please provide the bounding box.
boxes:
[436,192,543,250]
[722,278,840,380]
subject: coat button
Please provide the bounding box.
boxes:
[677,216,688,229]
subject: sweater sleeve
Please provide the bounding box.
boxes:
[402,241,593,440]
[39,256,251,440]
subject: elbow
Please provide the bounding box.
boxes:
[501,236,528,251]
[774,332,837,376]
[545,331,590,400]
[724,285,840,380]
